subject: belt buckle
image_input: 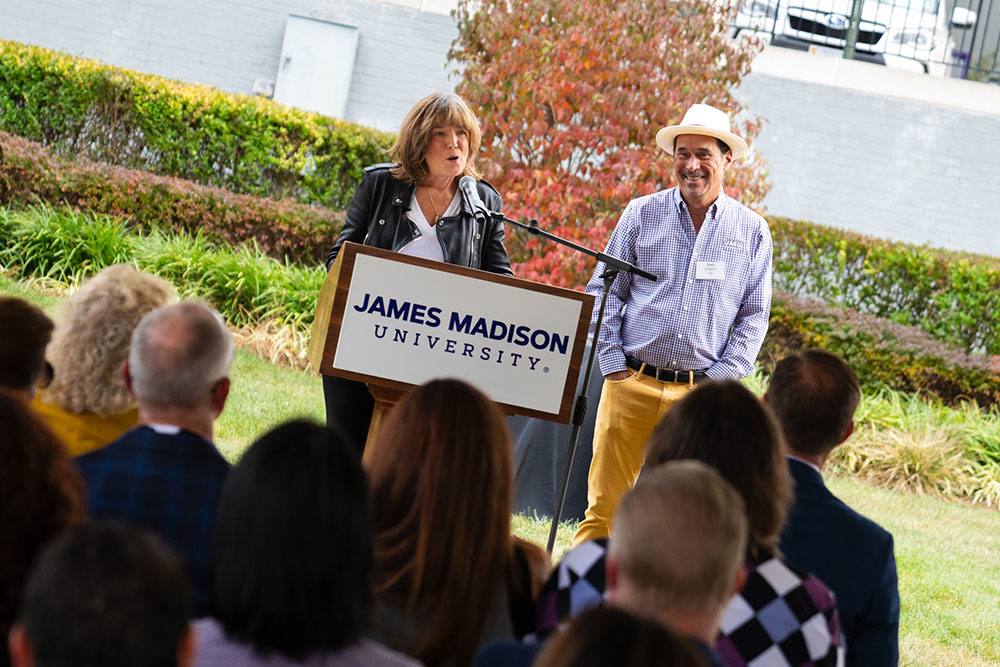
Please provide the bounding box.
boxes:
[655,367,681,383]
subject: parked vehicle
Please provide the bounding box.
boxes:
[731,0,978,75]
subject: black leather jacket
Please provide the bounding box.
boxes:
[326,164,514,276]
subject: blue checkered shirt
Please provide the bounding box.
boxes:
[587,187,772,379]
[75,425,231,617]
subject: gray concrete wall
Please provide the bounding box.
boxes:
[740,48,1000,257]
[0,0,457,131]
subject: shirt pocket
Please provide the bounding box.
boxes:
[708,247,753,303]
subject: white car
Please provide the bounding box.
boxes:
[731,0,977,76]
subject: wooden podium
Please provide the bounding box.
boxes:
[308,243,595,450]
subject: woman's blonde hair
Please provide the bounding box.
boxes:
[389,93,483,184]
[43,265,177,416]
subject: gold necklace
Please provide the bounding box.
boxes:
[423,186,448,224]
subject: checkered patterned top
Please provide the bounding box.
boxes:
[534,540,844,667]
[586,187,772,379]
[75,425,231,617]
[535,538,609,632]
[717,551,844,666]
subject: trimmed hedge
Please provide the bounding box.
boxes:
[0,131,340,264]
[770,217,1000,355]
[760,291,1000,410]
[0,40,393,209]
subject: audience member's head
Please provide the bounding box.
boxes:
[0,389,85,648]
[8,521,192,667]
[533,606,707,667]
[42,264,176,415]
[366,378,526,666]
[127,301,233,425]
[210,420,371,660]
[607,461,748,645]
[765,349,861,458]
[0,297,53,400]
[646,380,791,556]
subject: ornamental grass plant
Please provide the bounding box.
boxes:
[830,386,1000,507]
[833,426,980,500]
[0,206,324,364]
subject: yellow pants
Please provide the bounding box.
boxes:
[572,369,694,546]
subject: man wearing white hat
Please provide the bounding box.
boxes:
[574,103,772,545]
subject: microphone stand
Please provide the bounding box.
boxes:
[486,211,656,553]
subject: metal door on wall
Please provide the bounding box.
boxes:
[273,15,359,118]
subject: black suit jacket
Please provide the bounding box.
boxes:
[779,457,900,666]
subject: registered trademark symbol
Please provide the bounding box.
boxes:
[543,367,550,373]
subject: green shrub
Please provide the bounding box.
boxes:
[760,292,1000,410]
[0,131,342,264]
[0,40,394,209]
[770,217,1000,355]
[0,206,324,341]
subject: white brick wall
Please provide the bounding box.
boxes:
[0,0,458,130]
[739,48,1000,257]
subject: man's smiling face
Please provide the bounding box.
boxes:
[673,134,733,208]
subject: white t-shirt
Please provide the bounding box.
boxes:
[398,190,460,263]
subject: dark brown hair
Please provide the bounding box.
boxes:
[0,296,53,393]
[366,378,515,666]
[0,388,86,642]
[767,349,861,456]
[645,380,791,556]
[389,93,483,184]
[533,606,707,667]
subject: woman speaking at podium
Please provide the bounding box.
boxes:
[323,92,514,452]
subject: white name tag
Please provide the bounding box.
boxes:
[696,261,726,280]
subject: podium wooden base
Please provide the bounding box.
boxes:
[361,384,407,466]
[362,400,388,466]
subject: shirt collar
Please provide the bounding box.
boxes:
[147,423,182,435]
[671,187,729,218]
[786,453,823,476]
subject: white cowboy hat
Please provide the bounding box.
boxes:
[655,104,748,160]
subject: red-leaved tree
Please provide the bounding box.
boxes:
[450,0,770,288]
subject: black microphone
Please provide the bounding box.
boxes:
[458,175,492,224]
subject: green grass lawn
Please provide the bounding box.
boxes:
[5,275,999,665]
[214,350,324,462]
[828,475,1000,666]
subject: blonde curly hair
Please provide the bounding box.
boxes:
[43,265,177,416]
